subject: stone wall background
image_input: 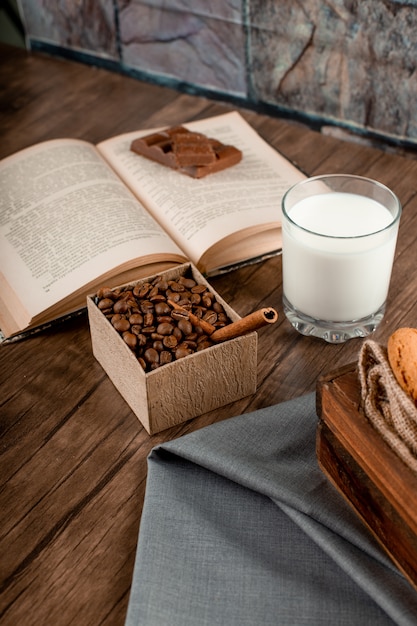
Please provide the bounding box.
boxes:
[17,0,417,147]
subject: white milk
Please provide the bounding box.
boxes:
[282,192,398,321]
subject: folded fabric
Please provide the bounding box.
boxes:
[125,393,417,626]
[358,339,417,472]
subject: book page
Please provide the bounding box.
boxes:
[0,139,186,322]
[98,112,305,270]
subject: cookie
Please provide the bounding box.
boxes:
[387,327,417,405]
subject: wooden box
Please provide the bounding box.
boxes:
[87,263,257,435]
[316,365,417,592]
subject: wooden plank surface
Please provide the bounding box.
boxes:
[1,42,417,625]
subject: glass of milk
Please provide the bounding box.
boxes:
[282,174,401,343]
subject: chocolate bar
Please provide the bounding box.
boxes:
[130,126,242,178]
[173,132,216,167]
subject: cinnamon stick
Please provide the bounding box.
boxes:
[168,300,278,342]
[210,308,278,342]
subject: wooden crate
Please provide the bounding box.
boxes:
[87,263,257,434]
[316,364,417,592]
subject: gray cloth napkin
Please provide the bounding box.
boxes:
[125,393,417,625]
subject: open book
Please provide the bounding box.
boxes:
[0,111,305,341]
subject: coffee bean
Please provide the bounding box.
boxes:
[171,309,189,322]
[177,318,193,335]
[190,293,201,305]
[137,334,147,347]
[129,313,143,325]
[203,311,217,325]
[197,340,213,351]
[135,283,151,298]
[163,335,178,349]
[97,287,115,300]
[202,293,214,308]
[175,344,192,359]
[191,284,206,294]
[95,273,230,372]
[173,326,183,341]
[113,299,129,314]
[154,279,169,291]
[157,322,175,335]
[151,295,166,304]
[112,317,130,333]
[123,332,137,349]
[144,347,159,364]
[156,315,173,324]
[155,302,171,316]
[141,301,154,313]
[160,350,173,365]
[98,298,114,310]
[183,339,197,350]
[166,291,181,302]
[180,278,196,289]
[168,281,185,292]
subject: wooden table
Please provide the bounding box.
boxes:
[1,43,417,625]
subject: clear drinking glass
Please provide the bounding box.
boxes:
[281,174,401,343]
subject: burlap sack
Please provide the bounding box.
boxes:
[358,339,417,473]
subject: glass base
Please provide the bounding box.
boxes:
[283,296,385,344]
